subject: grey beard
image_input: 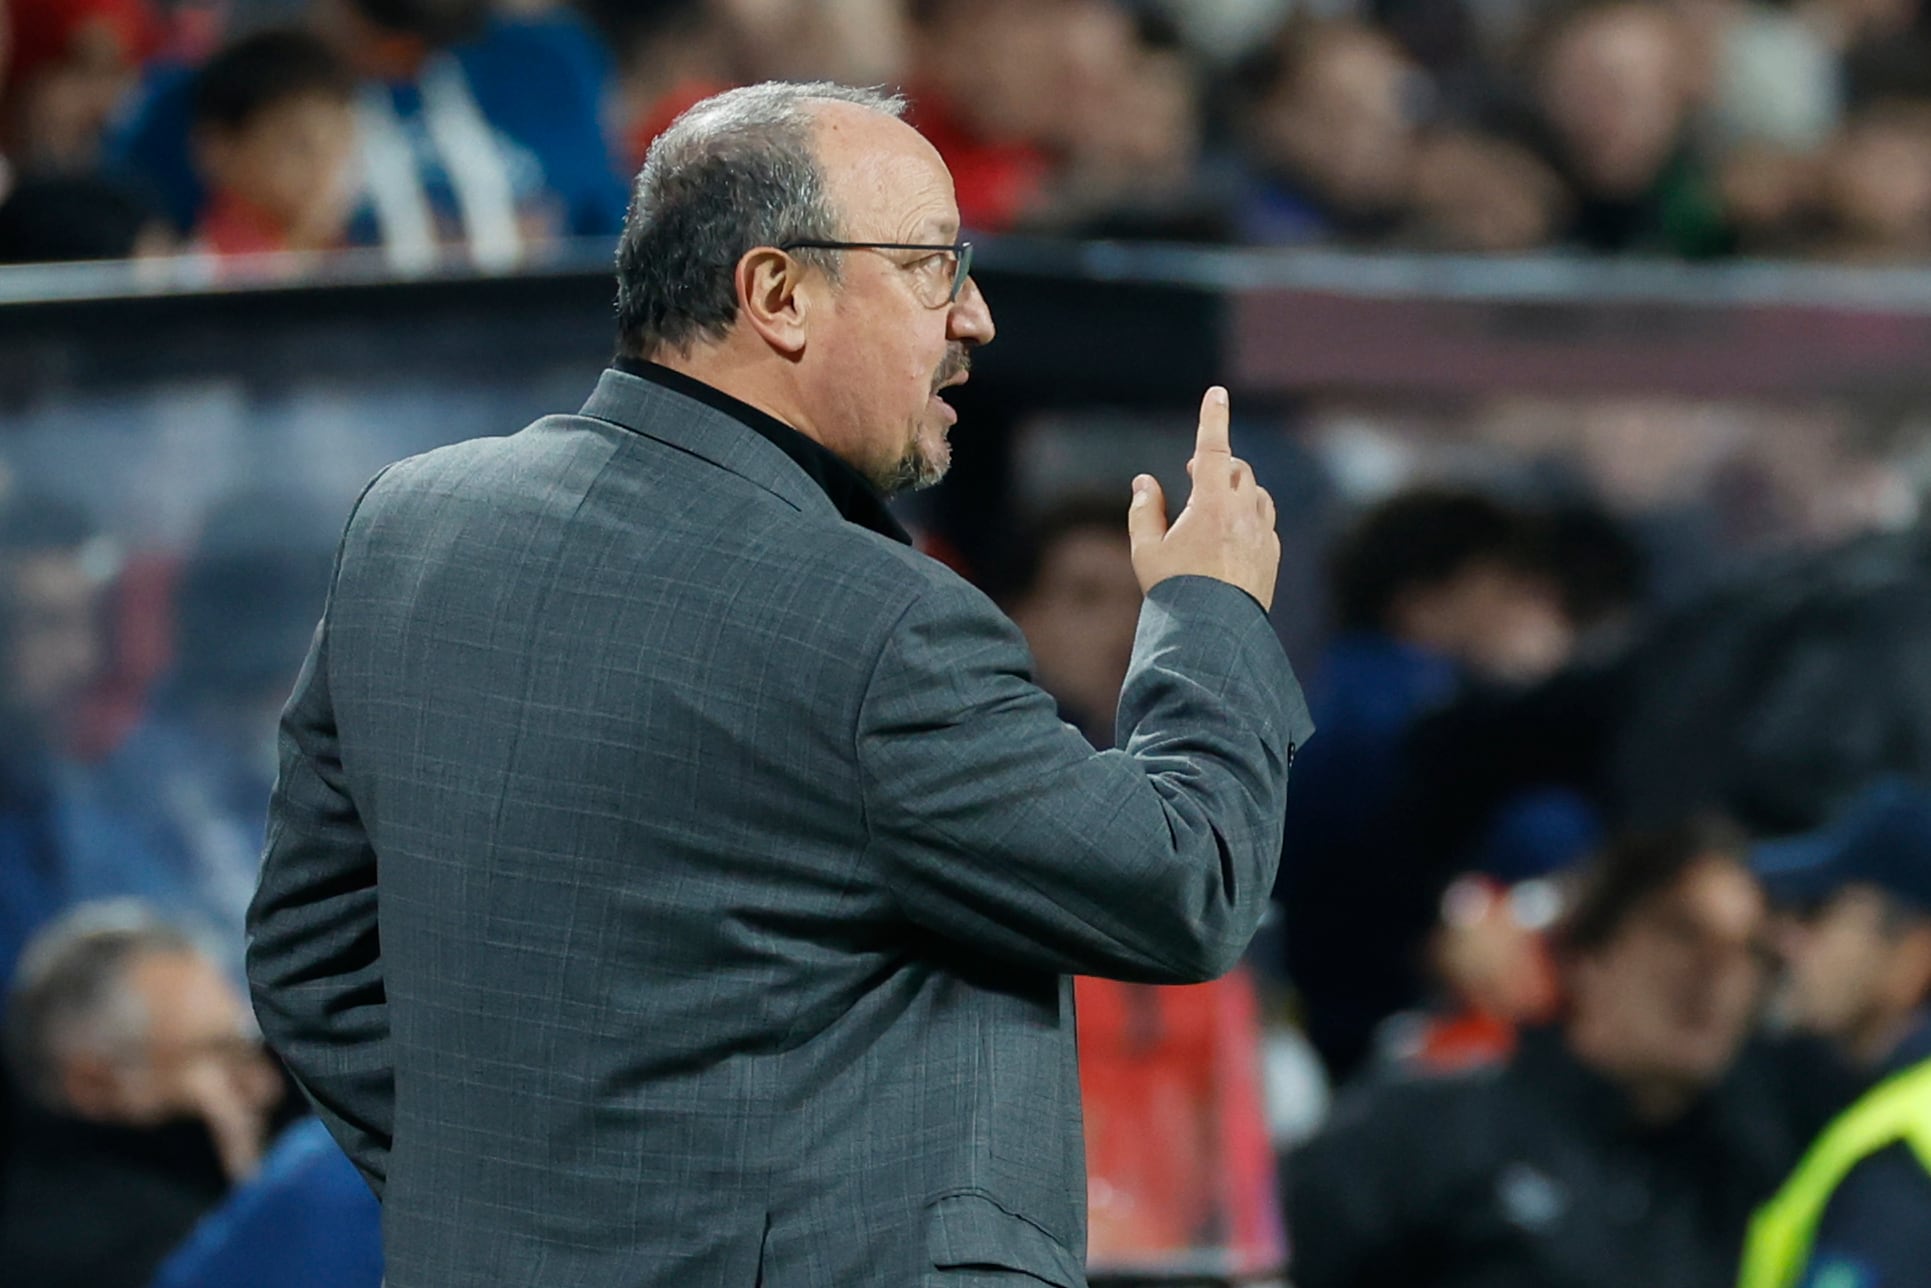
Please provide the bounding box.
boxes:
[872,440,946,495]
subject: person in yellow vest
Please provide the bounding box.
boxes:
[1741,778,1931,1288]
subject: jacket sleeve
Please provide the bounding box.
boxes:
[245,488,392,1198]
[855,572,1310,984]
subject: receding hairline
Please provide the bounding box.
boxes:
[797,98,959,240]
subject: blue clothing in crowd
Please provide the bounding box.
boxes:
[0,765,170,989]
[110,14,625,252]
[1276,633,1601,1077]
[1275,633,1463,1076]
[85,712,279,984]
[148,1118,382,1288]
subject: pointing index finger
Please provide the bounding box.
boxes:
[1194,386,1232,461]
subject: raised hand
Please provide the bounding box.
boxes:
[1125,386,1281,611]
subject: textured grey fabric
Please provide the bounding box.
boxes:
[246,367,1311,1288]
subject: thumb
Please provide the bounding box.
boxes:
[1126,474,1168,555]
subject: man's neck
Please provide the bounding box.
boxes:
[1565,1023,1700,1125]
[1616,1073,1699,1125]
[651,349,827,450]
[1852,1007,1927,1071]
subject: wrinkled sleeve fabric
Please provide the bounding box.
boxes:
[857,573,1310,983]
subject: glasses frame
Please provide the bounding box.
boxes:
[778,239,975,306]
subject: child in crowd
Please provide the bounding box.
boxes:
[190,28,358,260]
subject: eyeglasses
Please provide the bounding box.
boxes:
[779,239,974,308]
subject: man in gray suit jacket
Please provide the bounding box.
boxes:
[247,81,1310,1287]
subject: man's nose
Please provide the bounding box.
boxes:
[947,275,995,347]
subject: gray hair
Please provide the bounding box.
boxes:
[614,81,908,359]
[5,901,200,1110]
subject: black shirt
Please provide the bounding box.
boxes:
[611,357,912,547]
[1288,1028,1848,1288]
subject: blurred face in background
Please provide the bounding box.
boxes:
[1069,44,1201,191]
[1409,131,1570,253]
[1773,884,1931,1065]
[1390,559,1576,686]
[3,0,152,171]
[1818,105,1931,260]
[2,549,104,742]
[913,0,1134,147]
[1539,4,1690,197]
[196,91,360,249]
[1565,853,1768,1107]
[1008,522,1143,730]
[1251,24,1419,221]
[62,948,281,1178]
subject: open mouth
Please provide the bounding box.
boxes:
[930,369,968,424]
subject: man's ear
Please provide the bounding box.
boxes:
[735,247,811,358]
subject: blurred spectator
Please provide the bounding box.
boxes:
[0,496,111,757]
[903,0,1134,233]
[1807,97,1931,262]
[0,903,282,1288]
[0,0,159,175]
[1741,778,1931,1288]
[997,494,1285,1275]
[0,494,159,989]
[0,173,175,262]
[1288,824,1811,1288]
[1406,128,1571,253]
[1235,20,1424,247]
[89,492,336,981]
[1764,780,1931,1072]
[993,494,1142,745]
[1277,489,1580,1081]
[592,0,910,170]
[1529,1,1729,256]
[188,28,359,261]
[1399,873,1564,1072]
[148,1117,383,1288]
[113,0,625,270]
[581,0,736,167]
[1031,17,1227,241]
[718,0,906,95]
[1717,141,1822,259]
[1609,530,1931,835]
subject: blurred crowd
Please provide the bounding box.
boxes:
[8,1,1931,1286]
[999,477,1931,1287]
[2,409,1931,1288]
[9,0,1931,267]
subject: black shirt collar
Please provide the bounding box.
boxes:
[611,357,912,546]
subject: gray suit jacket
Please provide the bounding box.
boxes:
[247,368,1311,1288]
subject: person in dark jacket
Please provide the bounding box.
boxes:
[1288,822,1847,1288]
[0,903,283,1288]
[1742,779,1931,1288]
[1277,489,1581,1082]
